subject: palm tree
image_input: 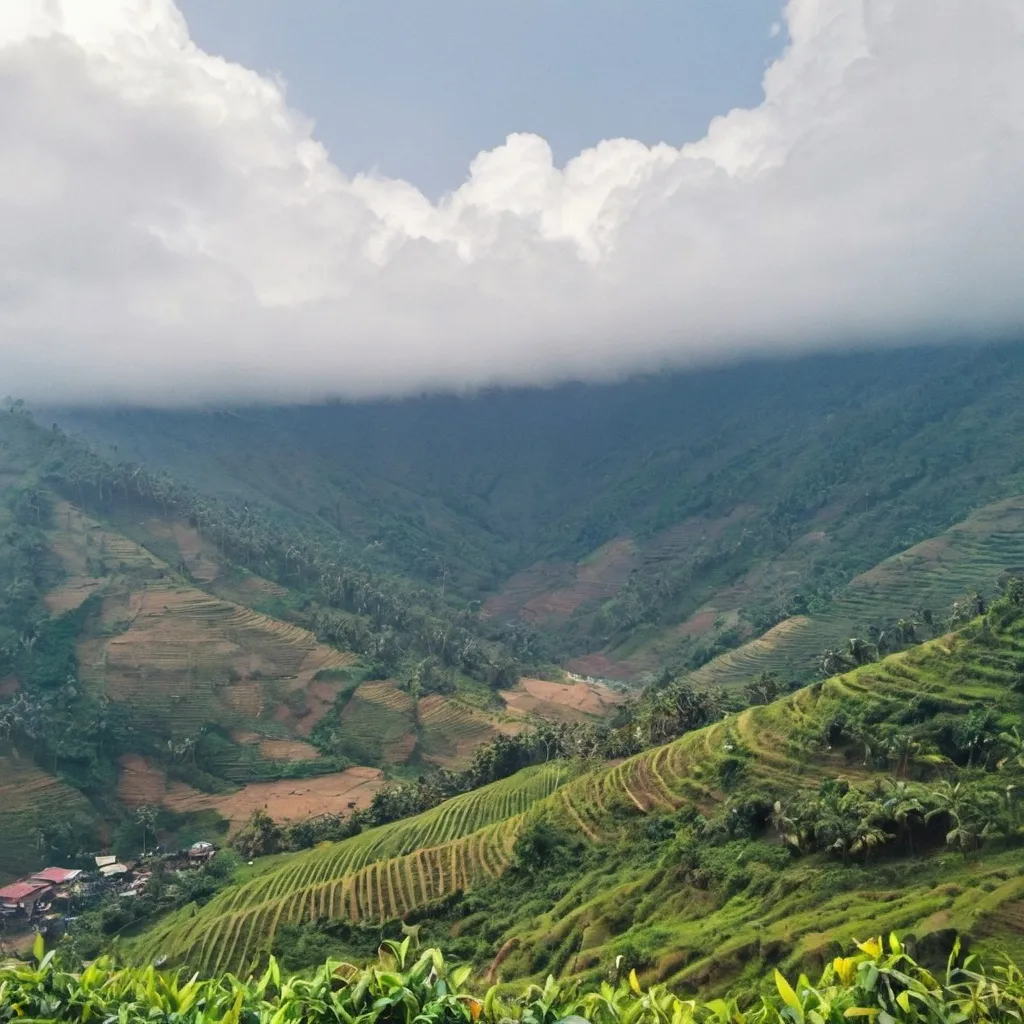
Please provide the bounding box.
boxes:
[851,811,894,864]
[819,648,850,677]
[881,779,926,855]
[998,725,1024,770]
[925,780,999,856]
[896,617,918,644]
[770,800,802,852]
[847,637,877,667]
[883,730,921,778]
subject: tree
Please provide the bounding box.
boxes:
[745,671,783,706]
[232,808,285,860]
[925,780,999,856]
[135,805,158,857]
[846,637,876,667]
[1004,576,1024,605]
[880,779,926,855]
[819,648,851,677]
[882,729,921,778]
[998,725,1024,770]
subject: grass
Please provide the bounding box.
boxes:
[0,753,96,884]
[127,762,569,973]
[687,494,1024,690]
[131,603,1024,986]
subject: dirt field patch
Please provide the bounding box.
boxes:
[172,523,220,582]
[44,576,105,613]
[522,678,623,715]
[258,738,321,761]
[520,538,639,625]
[228,732,320,761]
[674,609,718,638]
[165,767,384,832]
[501,678,624,722]
[564,652,629,680]
[117,753,168,807]
[481,562,571,620]
[118,755,383,832]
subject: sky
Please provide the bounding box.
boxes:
[174,0,786,199]
[0,0,1023,405]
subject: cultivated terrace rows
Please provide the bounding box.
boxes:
[130,608,1024,977]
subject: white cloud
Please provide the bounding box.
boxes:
[0,0,1022,404]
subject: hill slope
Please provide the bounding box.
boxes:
[130,595,1024,986]
[54,342,1024,679]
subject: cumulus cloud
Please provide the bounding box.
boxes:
[0,0,1022,404]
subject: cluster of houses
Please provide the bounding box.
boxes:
[0,841,218,935]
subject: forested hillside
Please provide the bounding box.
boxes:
[54,342,1024,680]
[0,408,603,881]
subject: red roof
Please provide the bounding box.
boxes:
[0,881,51,902]
[31,867,82,885]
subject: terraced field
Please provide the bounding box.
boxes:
[133,606,1024,981]
[557,618,1024,840]
[687,494,1024,690]
[130,763,568,973]
[418,694,516,767]
[76,580,357,742]
[335,681,418,764]
[0,753,96,883]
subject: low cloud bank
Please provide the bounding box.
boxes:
[1,1,1023,404]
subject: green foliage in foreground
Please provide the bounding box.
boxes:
[4,934,1024,1024]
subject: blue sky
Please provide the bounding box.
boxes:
[176,0,786,197]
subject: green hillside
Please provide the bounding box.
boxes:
[126,591,1024,990]
[683,494,1024,690]
[129,763,569,973]
[53,343,1024,680]
[0,409,547,880]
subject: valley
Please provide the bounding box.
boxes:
[3,349,1024,1005]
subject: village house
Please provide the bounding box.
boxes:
[0,880,53,918]
[30,867,83,887]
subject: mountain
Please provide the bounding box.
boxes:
[4,345,1024,992]
[129,594,1024,989]
[53,341,1024,681]
[0,409,613,881]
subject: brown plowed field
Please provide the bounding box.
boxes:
[480,562,570,620]
[520,538,638,624]
[675,609,718,637]
[501,678,624,722]
[117,755,383,832]
[44,576,105,613]
[165,767,384,832]
[259,738,321,761]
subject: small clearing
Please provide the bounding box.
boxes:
[501,677,624,723]
[44,576,105,613]
[117,755,383,832]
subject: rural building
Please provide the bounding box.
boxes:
[0,880,54,917]
[98,862,130,879]
[31,867,83,886]
[188,841,216,862]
